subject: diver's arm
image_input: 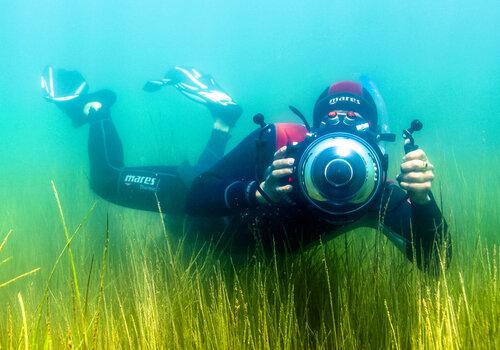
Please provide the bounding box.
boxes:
[186,173,259,216]
[374,183,451,271]
[185,128,271,216]
[88,115,187,214]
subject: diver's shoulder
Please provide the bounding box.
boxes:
[274,122,308,149]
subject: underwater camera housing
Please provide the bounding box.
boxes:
[279,111,395,222]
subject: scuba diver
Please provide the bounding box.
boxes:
[41,66,450,270]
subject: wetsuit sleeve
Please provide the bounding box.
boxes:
[88,114,187,214]
[185,127,275,216]
[370,183,451,271]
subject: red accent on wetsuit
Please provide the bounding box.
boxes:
[275,123,308,151]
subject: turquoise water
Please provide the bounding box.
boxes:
[0,2,499,348]
[0,0,498,260]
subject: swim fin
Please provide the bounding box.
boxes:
[41,66,116,127]
[145,66,242,127]
[41,65,89,102]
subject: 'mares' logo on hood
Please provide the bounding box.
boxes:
[329,96,361,106]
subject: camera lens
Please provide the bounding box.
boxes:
[324,159,353,187]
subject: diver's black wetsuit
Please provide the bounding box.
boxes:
[88,110,450,270]
[185,124,451,269]
[87,109,230,214]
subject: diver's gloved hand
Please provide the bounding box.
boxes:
[256,145,296,205]
[41,65,116,127]
[144,66,242,127]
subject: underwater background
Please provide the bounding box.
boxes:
[0,0,498,348]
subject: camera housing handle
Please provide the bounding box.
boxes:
[402,119,423,154]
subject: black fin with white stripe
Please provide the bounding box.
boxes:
[144,66,242,126]
[41,65,89,102]
[145,66,237,107]
[40,66,117,128]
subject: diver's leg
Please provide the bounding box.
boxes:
[87,109,187,213]
[145,66,243,183]
[177,127,233,185]
[41,66,187,213]
[86,108,123,194]
[195,128,232,171]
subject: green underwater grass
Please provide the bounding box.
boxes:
[0,163,498,349]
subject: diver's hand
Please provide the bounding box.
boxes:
[256,146,295,205]
[397,149,435,205]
